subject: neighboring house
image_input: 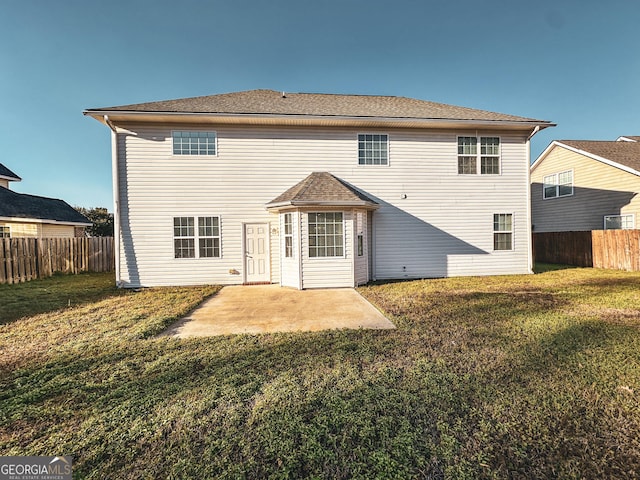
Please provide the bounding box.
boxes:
[0,163,91,238]
[531,136,640,232]
[84,89,553,289]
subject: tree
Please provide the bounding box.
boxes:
[75,207,114,237]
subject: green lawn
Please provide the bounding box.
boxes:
[1,267,639,479]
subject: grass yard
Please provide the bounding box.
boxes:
[1,266,639,479]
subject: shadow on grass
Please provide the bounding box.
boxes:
[3,330,449,478]
[533,262,582,273]
[0,272,122,324]
[4,270,640,478]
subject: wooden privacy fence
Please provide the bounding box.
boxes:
[533,230,640,271]
[0,237,114,284]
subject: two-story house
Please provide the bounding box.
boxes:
[84,90,553,288]
[531,136,640,232]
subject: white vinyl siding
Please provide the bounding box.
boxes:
[115,125,531,287]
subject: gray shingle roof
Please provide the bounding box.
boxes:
[266,172,379,209]
[560,140,640,173]
[88,89,548,124]
[0,188,91,225]
[0,163,21,181]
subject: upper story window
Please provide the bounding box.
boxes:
[173,216,221,258]
[172,131,217,155]
[358,134,388,165]
[604,214,634,230]
[308,212,344,257]
[0,226,9,238]
[458,136,501,174]
[543,170,573,199]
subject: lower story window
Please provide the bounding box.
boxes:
[604,214,634,230]
[493,213,513,251]
[174,216,221,258]
[0,226,9,238]
[284,213,293,258]
[198,217,221,257]
[308,212,344,257]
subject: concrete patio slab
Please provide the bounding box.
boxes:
[161,285,395,338]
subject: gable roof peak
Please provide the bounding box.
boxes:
[537,139,640,176]
[0,163,21,183]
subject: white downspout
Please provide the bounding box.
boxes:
[526,126,540,273]
[104,115,122,287]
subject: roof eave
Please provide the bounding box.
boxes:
[0,216,92,227]
[84,110,554,131]
[266,200,380,212]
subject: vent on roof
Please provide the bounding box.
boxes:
[281,91,286,98]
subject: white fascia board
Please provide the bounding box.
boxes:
[0,216,92,227]
[84,110,553,131]
[617,136,638,142]
[266,201,380,212]
[534,141,640,177]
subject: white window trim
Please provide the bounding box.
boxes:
[493,213,514,252]
[604,214,635,230]
[171,130,218,156]
[543,169,574,200]
[173,216,222,259]
[457,135,502,175]
[307,211,347,259]
[357,133,390,167]
[283,213,294,258]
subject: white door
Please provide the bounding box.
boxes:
[244,223,270,283]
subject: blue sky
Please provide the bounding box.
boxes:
[1,0,637,209]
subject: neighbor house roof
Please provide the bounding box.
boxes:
[266,172,379,211]
[0,163,21,182]
[85,89,554,130]
[618,136,640,142]
[532,138,640,176]
[0,188,91,225]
